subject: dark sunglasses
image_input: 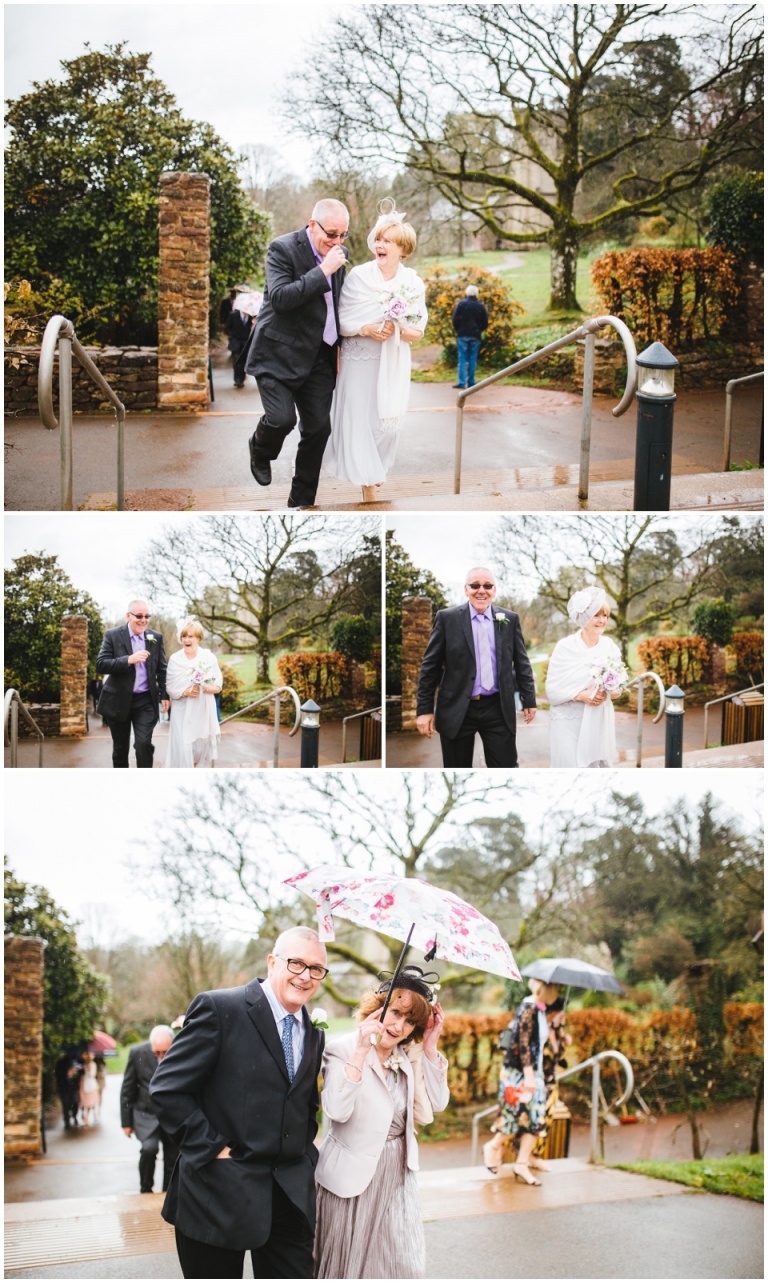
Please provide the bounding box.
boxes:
[315,221,349,242]
[468,582,494,591]
[129,612,151,620]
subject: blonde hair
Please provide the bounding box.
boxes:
[528,978,560,1006]
[375,220,417,259]
[595,604,611,619]
[357,986,431,1044]
[180,620,205,641]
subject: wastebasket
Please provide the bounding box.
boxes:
[539,1097,572,1160]
[722,690,764,746]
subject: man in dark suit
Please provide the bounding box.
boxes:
[416,566,537,767]
[150,926,328,1280]
[245,198,349,508]
[96,599,169,768]
[121,1025,178,1193]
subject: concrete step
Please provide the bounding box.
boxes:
[618,740,764,769]
[81,468,763,512]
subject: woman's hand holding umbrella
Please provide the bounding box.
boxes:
[344,1008,387,1082]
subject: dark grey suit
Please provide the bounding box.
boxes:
[416,602,537,767]
[245,227,347,506]
[96,624,168,768]
[150,978,324,1278]
[121,1041,179,1193]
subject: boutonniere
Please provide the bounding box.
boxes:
[496,613,509,625]
[383,1051,403,1077]
[146,635,156,645]
[310,1008,329,1031]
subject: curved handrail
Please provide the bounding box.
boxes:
[341,704,382,763]
[625,671,666,768]
[723,369,764,472]
[4,689,44,767]
[703,681,763,748]
[626,671,666,724]
[219,686,302,736]
[38,315,74,431]
[556,1049,635,1106]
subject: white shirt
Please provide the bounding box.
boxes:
[261,977,306,1067]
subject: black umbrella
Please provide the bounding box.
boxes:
[521,957,624,998]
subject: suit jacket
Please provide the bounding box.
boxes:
[95,624,168,724]
[149,979,324,1250]
[245,228,347,383]
[315,1032,449,1199]
[121,1041,161,1139]
[416,602,537,739]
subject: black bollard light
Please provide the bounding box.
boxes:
[664,684,685,768]
[300,699,321,769]
[633,342,680,511]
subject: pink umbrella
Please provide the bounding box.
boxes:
[285,865,520,1021]
[87,1030,116,1054]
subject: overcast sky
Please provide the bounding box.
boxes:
[5,771,762,946]
[4,1,348,177]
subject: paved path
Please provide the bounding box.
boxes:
[5,354,762,511]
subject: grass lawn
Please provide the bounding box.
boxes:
[613,1155,764,1203]
[220,651,300,703]
[106,1045,131,1074]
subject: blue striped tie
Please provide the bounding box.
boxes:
[281,1014,295,1081]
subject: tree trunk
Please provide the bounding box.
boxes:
[750,1075,763,1154]
[258,647,270,683]
[548,227,581,311]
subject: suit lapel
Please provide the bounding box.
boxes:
[119,624,133,655]
[290,1008,319,1092]
[244,980,290,1084]
[298,227,317,274]
[460,603,476,668]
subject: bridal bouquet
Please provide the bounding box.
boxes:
[378,283,423,331]
[186,659,217,688]
[589,658,630,694]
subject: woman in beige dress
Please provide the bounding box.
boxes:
[314,967,449,1279]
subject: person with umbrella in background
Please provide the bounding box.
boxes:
[483,978,570,1183]
[314,966,448,1279]
[226,288,261,389]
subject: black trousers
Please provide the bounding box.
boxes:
[232,340,249,386]
[108,691,158,768]
[252,346,336,505]
[174,1181,314,1279]
[440,694,518,768]
[138,1127,179,1194]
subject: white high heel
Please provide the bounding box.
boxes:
[361,485,377,503]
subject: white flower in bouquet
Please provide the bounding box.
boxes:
[378,283,423,330]
[590,659,630,693]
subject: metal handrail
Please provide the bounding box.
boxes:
[470,1048,634,1168]
[454,314,637,501]
[38,315,127,511]
[341,705,382,763]
[219,685,301,769]
[703,681,764,749]
[723,370,764,472]
[625,671,666,767]
[4,690,44,767]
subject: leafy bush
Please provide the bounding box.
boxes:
[422,265,524,367]
[218,662,244,715]
[330,616,378,664]
[730,632,764,680]
[591,247,738,345]
[642,215,672,239]
[691,599,737,648]
[637,636,710,688]
[4,553,104,702]
[707,171,764,263]
[276,651,350,702]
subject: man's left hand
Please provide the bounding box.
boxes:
[523,707,536,724]
[161,700,170,713]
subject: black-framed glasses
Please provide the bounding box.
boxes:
[467,583,495,591]
[129,612,151,620]
[315,221,349,242]
[275,955,329,980]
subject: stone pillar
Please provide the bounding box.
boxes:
[60,614,88,736]
[158,171,210,411]
[4,936,44,1161]
[401,597,433,729]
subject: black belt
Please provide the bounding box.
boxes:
[469,692,500,701]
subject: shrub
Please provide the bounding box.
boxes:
[637,636,710,687]
[707,171,764,263]
[366,647,382,692]
[591,246,738,346]
[218,663,244,716]
[330,615,378,664]
[691,599,737,648]
[730,632,764,680]
[422,265,524,367]
[630,928,697,983]
[642,215,671,239]
[276,651,350,702]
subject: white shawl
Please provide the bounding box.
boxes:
[338,260,427,420]
[546,632,622,767]
[166,647,222,746]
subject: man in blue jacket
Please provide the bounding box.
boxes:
[451,285,489,389]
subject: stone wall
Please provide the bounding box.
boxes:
[17,704,60,738]
[401,597,434,730]
[60,615,88,736]
[4,347,158,416]
[574,337,764,395]
[5,936,44,1161]
[158,172,211,411]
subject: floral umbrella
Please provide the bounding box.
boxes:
[285,866,520,1017]
[87,1030,117,1055]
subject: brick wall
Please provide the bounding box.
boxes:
[401,597,434,729]
[4,347,158,416]
[4,936,44,1161]
[60,615,88,736]
[158,171,211,411]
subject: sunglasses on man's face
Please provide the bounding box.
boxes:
[130,613,151,620]
[315,221,349,241]
[467,583,495,591]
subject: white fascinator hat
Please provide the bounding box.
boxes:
[367,196,408,252]
[567,586,606,628]
[176,616,206,642]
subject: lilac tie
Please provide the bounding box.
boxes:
[478,615,494,689]
[281,1014,296,1082]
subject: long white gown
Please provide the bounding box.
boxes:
[324,261,428,486]
[164,646,222,768]
[546,632,622,768]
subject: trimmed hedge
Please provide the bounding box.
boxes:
[637,636,710,687]
[276,651,350,702]
[731,632,764,679]
[591,247,738,345]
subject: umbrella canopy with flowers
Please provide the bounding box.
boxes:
[233,290,263,317]
[285,865,520,1019]
[87,1030,117,1056]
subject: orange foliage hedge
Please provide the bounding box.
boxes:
[591,247,738,346]
[731,632,764,678]
[637,636,710,687]
[276,651,349,702]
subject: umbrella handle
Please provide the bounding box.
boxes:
[379,922,415,1027]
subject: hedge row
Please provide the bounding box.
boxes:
[637,636,710,688]
[276,651,350,701]
[591,247,739,346]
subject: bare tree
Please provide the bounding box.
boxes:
[134,514,380,682]
[286,4,763,308]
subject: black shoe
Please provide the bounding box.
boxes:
[287,498,306,509]
[452,383,467,389]
[249,436,272,486]
[233,381,244,388]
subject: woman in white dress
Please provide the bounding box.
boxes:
[546,587,625,768]
[164,618,223,769]
[324,201,428,502]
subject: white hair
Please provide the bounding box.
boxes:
[273,926,326,956]
[149,1024,174,1047]
[311,198,349,226]
[465,285,479,296]
[465,566,496,585]
[127,598,149,613]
